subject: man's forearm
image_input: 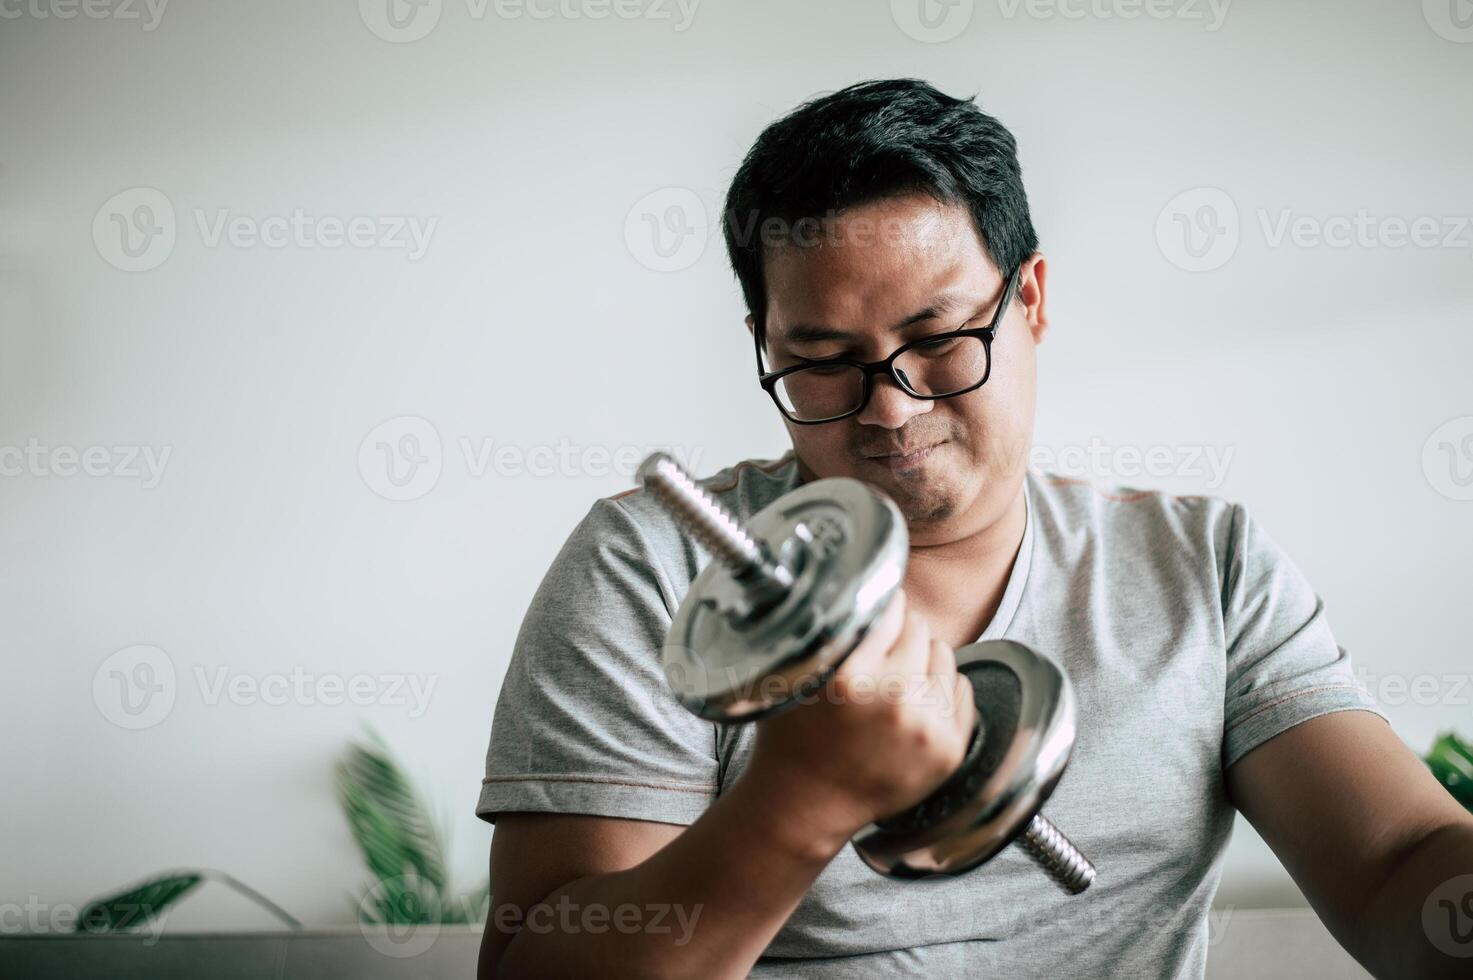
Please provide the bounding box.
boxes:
[492,764,849,980]
[1347,819,1473,979]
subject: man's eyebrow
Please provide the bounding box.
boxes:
[779,291,980,347]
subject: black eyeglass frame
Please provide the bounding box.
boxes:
[752,263,1024,425]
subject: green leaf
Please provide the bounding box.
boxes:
[1425,730,1473,812]
[74,872,203,933]
[335,728,492,926]
[336,729,453,924]
[338,763,447,889]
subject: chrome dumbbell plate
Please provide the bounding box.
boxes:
[851,639,1078,879]
[662,477,908,722]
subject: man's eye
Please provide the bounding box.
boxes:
[801,361,851,376]
[914,337,960,357]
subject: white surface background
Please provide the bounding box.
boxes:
[2,0,1470,931]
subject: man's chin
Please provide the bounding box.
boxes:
[864,466,957,525]
[895,488,956,525]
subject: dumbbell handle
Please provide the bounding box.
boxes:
[637,453,794,610]
[880,718,1095,894]
[1017,813,1096,894]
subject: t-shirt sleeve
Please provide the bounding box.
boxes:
[1220,502,1388,770]
[476,495,719,826]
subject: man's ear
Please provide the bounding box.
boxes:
[1020,253,1048,345]
[744,313,755,337]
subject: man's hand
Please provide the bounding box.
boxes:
[745,588,978,849]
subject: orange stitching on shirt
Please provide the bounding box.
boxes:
[608,450,795,501]
[1038,472,1209,506]
[483,773,715,795]
[1225,683,1370,731]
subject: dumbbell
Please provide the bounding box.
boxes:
[636,451,1096,893]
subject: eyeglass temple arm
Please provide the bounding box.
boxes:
[753,320,772,380]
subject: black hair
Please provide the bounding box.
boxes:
[722,78,1038,337]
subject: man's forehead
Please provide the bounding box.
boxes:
[764,241,994,345]
[761,198,990,334]
[769,285,983,347]
[823,195,962,245]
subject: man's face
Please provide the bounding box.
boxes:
[752,192,1047,545]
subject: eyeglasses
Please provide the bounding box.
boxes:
[753,264,1023,425]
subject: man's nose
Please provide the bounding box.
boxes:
[855,372,932,428]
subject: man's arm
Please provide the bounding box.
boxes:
[1226,710,1473,979]
[476,757,849,980]
[477,594,974,979]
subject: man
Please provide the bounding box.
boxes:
[475,79,1473,978]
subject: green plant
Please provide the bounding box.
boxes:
[336,729,490,925]
[70,729,488,933]
[73,870,301,934]
[1425,730,1473,813]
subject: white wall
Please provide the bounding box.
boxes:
[2,0,1470,930]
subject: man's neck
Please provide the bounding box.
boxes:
[902,479,1028,647]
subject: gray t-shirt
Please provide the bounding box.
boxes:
[477,450,1385,978]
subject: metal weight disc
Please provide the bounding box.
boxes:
[662,477,908,722]
[850,639,1078,878]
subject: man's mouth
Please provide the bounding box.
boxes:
[862,441,945,467]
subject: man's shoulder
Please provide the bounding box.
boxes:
[1026,467,1242,563]
[1027,466,1232,514]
